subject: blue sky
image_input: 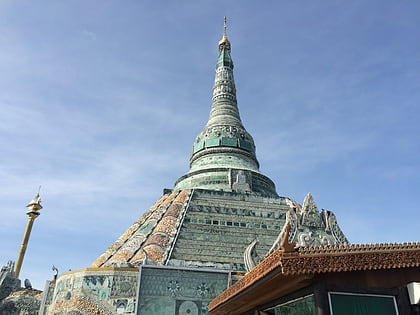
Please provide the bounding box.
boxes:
[1,1,419,289]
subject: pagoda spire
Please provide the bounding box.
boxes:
[174,19,277,197]
[207,16,241,128]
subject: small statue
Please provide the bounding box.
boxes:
[52,265,59,280]
[24,278,32,289]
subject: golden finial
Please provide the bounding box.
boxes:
[218,16,231,50]
[14,189,43,278]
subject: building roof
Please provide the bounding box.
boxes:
[209,240,420,314]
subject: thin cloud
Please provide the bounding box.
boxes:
[81,30,97,41]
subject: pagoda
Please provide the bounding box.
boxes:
[43,19,348,315]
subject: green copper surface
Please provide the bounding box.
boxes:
[216,46,234,69]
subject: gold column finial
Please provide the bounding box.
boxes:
[14,191,43,278]
[218,16,231,50]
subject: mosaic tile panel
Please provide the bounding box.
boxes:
[136,266,229,315]
[49,268,138,314]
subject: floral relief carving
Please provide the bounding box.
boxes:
[196,282,209,298]
[167,280,181,297]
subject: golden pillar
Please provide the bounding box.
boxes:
[14,193,43,278]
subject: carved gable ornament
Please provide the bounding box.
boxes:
[267,193,349,257]
[301,193,324,228]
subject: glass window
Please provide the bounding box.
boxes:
[264,294,316,315]
[329,292,398,315]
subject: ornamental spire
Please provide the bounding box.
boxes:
[173,19,277,197]
[191,16,256,169]
[218,16,230,51]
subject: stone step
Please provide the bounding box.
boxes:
[171,239,270,261]
[173,239,271,253]
[170,251,245,264]
[187,207,288,220]
[176,233,274,249]
[180,222,283,236]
